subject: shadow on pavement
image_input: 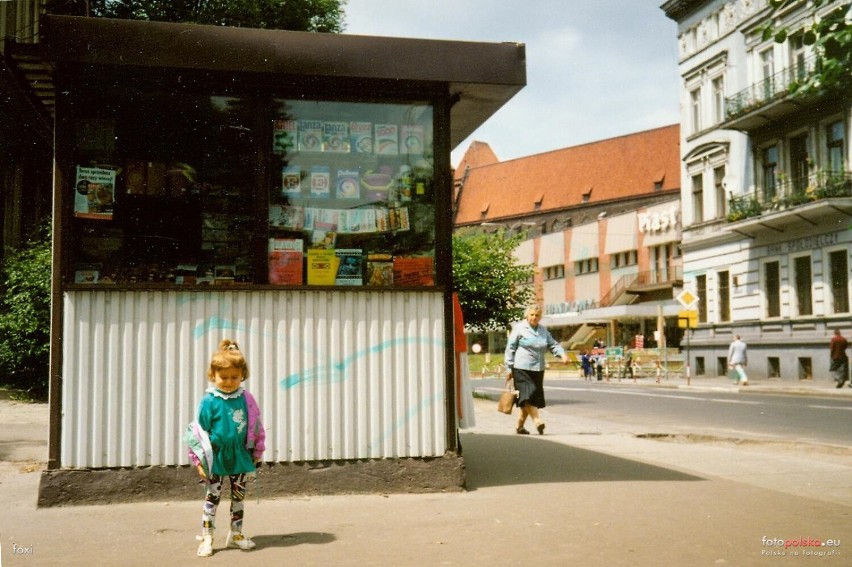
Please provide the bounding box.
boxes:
[460,433,703,490]
[251,531,336,549]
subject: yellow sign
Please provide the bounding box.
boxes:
[676,290,699,308]
[678,309,698,329]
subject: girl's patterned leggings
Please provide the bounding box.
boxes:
[201,474,247,535]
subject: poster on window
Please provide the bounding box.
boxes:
[74,166,116,220]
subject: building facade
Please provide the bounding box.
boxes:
[662,0,852,381]
[454,125,684,354]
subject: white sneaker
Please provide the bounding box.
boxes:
[226,531,256,550]
[196,534,213,557]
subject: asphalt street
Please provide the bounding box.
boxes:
[474,377,852,446]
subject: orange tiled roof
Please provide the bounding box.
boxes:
[454,124,680,225]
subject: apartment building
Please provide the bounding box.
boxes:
[662,0,851,381]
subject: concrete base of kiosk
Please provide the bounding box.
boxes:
[37,454,465,507]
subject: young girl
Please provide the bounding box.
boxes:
[187,339,265,557]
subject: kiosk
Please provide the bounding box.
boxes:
[38,15,525,505]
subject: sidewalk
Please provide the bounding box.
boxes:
[1,387,850,566]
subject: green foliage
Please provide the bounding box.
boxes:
[763,0,851,96]
[452,229,534,332]
[47,0,347,32]
[0,223,52,398]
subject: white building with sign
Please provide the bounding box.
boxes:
[662,0,852,382]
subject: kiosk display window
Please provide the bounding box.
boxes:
[267,99,436,287]
[65,84,437,288]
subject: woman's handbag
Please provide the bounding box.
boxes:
[497,387,518,414]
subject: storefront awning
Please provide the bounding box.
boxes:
[541,300,681,328]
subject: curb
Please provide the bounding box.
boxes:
[473,380,852,400]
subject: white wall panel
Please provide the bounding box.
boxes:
[61,290,448,469]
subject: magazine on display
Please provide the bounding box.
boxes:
[268,238,304,285]
[307,248,339,285]
[335,249,363,285]
[74,166,116,220]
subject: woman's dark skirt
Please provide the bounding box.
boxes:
[512,368,545,408]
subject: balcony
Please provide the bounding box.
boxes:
[723,54,824,131]
[726,170,852,237]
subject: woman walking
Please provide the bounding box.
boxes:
[504,306,568,435]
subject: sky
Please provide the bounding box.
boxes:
[343,0,682,167]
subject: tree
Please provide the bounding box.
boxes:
[763,0,851,96]
[45,0,347,32]
[452,229,535,332]
[0,222,52,398]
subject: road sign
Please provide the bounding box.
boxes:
[676,290,699,309]
[678,309,698,329]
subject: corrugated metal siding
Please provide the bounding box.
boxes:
[61,290,448,469]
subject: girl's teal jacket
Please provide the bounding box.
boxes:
[184,388,265,478]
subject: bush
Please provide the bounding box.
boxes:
[0,221,51,398]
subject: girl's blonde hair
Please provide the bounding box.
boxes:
[207,339,250,381]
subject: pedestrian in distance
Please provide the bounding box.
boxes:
[504,305,569,435]
[185,339,266,557]
[581,350,592,381]
[595,352,605,381]
[727,334,749,386]
[623,346,633,380]
[829,329,850,388]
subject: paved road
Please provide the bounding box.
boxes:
[475,377,852,446]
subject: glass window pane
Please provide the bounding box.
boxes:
[269,99,435,287]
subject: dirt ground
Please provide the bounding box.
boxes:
[0,395,48,477]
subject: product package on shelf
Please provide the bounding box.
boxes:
[350,121,372,153]
[282,165,302,195]
[273,119,297,154]
[335,169,360,199]
[298,120,323,152]
[309,165,331,198]
[323,121,350,153]
[360,165,394,202]
[400,124,424,155]
[374,124,399,155]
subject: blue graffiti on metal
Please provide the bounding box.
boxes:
[279,337,443,390]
